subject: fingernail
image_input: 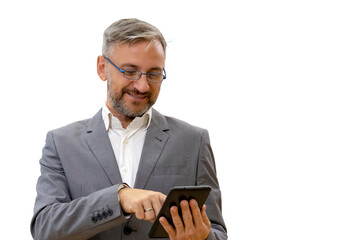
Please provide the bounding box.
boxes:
[171,206,177,213]
[181,200,188,207]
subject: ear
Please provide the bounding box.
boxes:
[97,56,107,81]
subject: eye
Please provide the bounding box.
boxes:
[147,73,163,81]
[124,69,139,78]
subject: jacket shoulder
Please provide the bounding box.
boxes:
[50,118,89,136]
[152,109,207,134]
[166,116,204,132]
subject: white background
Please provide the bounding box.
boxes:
[0,0,359,239]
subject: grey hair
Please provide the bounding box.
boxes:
[102,18,167,57]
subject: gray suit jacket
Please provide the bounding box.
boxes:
[31,109,227,240]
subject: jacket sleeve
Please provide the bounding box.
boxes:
[30,131,127,240]
[197,130,228,240]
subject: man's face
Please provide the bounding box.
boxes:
[101,40,165,119]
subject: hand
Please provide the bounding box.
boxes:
[160,199,211,240]
[118,188,166,222]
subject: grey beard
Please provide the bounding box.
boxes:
[107,79,151,118]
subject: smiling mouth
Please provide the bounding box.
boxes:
[128,93,145,99]
[125,90,150,100]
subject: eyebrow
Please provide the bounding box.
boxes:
[120,63,164,72]
[119,63,138,69]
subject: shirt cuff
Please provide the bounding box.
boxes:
[117,183,133,219]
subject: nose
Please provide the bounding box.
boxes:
[132,73,150,93]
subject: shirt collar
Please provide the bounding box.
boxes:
[102,104,152,131]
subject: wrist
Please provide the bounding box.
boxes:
[117,183,130,204]
[117,183,130,193]
[117,183,131,217]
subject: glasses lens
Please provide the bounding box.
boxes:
[147,73,164,82]
[124,70,140,80]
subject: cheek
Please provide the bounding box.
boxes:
[150,85,161,100]
[108,79,129,95]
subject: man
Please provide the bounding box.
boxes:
[31,18,227,240]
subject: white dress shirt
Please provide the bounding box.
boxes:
[102,105,152,188]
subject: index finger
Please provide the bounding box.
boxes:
[159,193,166,205]
[152,193,166,218]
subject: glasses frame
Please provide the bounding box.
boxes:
[104,56,166,83]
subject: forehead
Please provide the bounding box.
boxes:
[109,40,165,69]
[110,39,165,55]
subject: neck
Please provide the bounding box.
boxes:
[106,103,134,129]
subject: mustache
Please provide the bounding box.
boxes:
[123,88,151,98]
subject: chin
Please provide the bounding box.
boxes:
[118,104,151,118]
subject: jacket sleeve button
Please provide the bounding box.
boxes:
[108,209,113,216]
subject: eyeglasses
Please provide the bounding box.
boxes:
[104,56,166,83]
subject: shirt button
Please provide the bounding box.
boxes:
[121,167,128,173]
[123,139,129,144]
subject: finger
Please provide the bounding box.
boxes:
[143,203,156,221]
[180,200,194,230]
[170,206,184,233]
[159,216,176,238]
[201,205,211,228]
[159,193,166,205]
[145,210,156,221]
[151,195,163,218]
[132,204,145,220]
[189,199,202,228]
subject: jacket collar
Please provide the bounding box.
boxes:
[85,109,121,185]
[134,109,170,189]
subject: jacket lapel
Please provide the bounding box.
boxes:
[85,109,122,185]
[134,109,169,189]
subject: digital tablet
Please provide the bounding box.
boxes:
[148,185,211,238]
